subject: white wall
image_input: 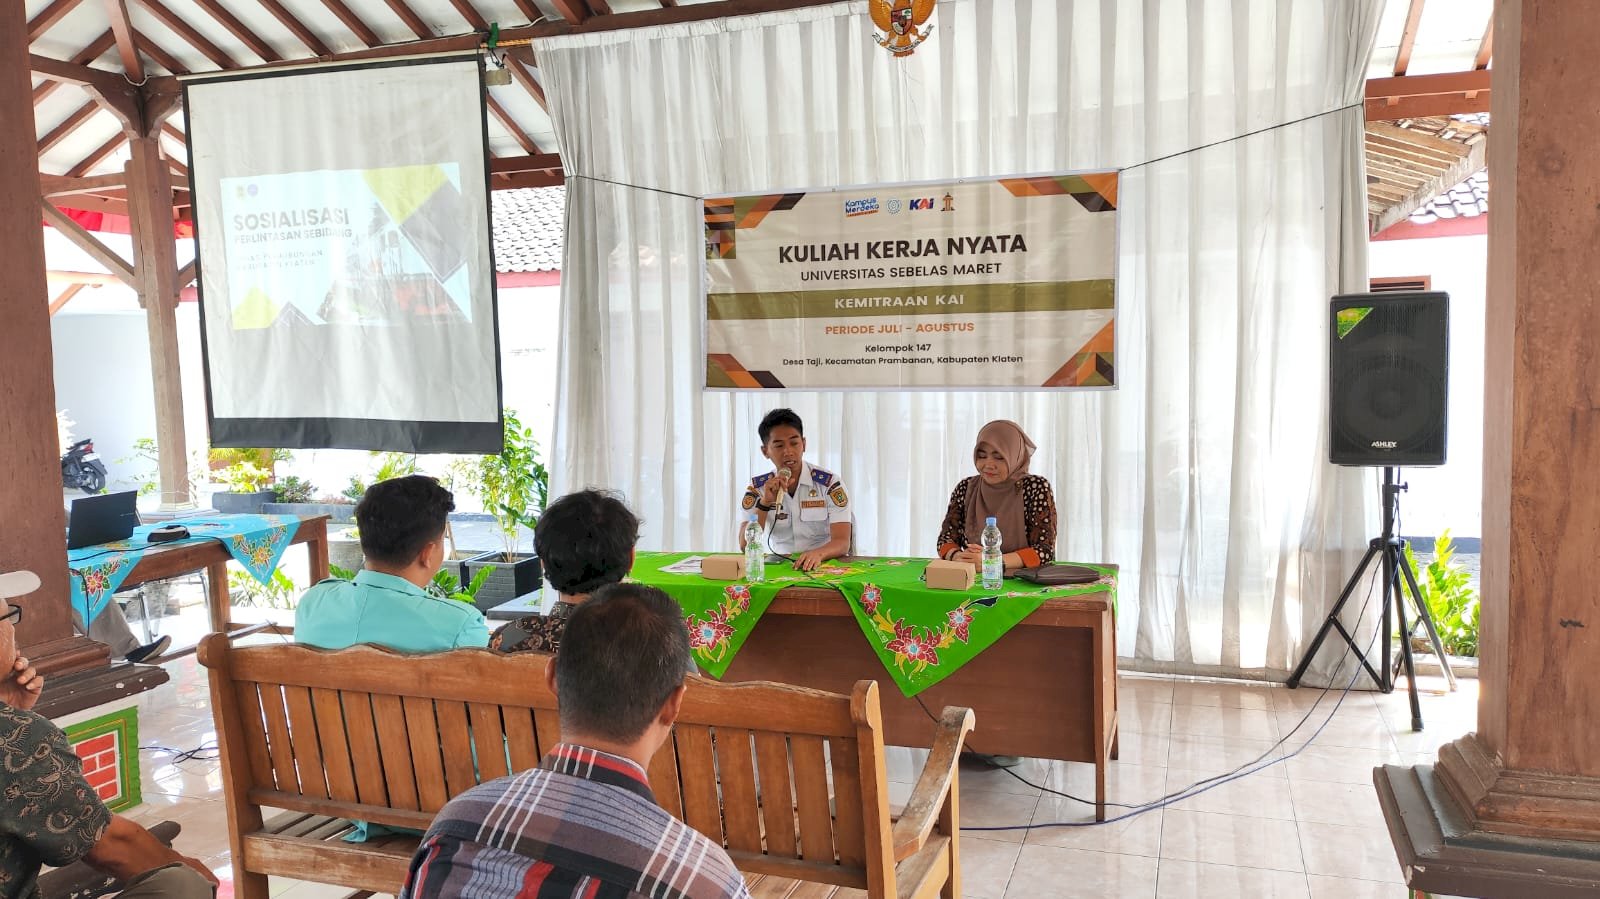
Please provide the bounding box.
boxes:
[1368,233,1487,540]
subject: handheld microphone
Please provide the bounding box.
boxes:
[778,467,793,481]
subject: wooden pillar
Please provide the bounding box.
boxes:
[0,2,109,673]
[1377,0,1600,894]
[125,136,191,509]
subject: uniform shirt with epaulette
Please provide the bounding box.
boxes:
[740,462,850,555]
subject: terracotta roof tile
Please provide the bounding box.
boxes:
[492,186,565,272]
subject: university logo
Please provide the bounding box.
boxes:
[844,197,880,217]
[941,192,955,212]
[870,0,935,58]
[908,197,935,211]
[887,199,903,214]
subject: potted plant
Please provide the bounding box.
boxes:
[457,409,547,609]
[262,475,360,524]
[210,448,290,514]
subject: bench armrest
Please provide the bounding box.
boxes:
[890,706,975,862]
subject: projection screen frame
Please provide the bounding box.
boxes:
[183,53,506,454]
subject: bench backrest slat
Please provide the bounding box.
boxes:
[200,638,890,891]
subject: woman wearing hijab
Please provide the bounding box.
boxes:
[936,420,1057,569]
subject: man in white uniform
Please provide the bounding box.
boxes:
[738,409,851,571]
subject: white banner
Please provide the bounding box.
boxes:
[703,172,1118,390]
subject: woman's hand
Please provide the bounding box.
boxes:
[951,544,984,565]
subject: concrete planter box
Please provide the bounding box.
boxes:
[328,537,365,575]
[213,490,275,514]
[460,551,542,615]
[262,502,357,523]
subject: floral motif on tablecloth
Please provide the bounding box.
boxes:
[229,527,288,581]
[79,566,115,603]
[685,583,754,663]
[857,585,997,676]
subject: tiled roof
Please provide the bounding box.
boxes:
[492,186,565,273]
[1408,168,1488,224]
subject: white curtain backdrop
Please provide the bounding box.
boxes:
[534,0,1384,681]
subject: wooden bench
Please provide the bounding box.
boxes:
[200,634,974,898]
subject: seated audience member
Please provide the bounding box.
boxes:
[296,475,489,651]
[491,489,639,654]
[936,419,1058,569]
[402,584,751,899]
[72,601,171,665]
[0,571,217,899]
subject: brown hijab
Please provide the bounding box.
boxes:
[964,420,1035,553]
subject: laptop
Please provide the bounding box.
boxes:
[66,490,140,550]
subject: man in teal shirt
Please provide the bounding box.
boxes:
[296,475,489,652]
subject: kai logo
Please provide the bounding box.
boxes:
[870,0,935,58]
[908,197,935,210]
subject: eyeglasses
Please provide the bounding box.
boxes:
[0,604,20,626]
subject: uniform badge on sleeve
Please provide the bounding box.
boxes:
[742,491,758,510]
[830,485,849,507]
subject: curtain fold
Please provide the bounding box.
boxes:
[536,0,1384,680]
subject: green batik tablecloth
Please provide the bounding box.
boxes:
[631,552,1116,696]
[829,562,1118,697]
[629,552,908,677]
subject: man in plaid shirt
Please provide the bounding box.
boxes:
[401,584,751,899]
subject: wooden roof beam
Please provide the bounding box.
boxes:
[256,0,333,57]
[1393,0,1425,76]
[448,0,489,29]
[66,133,128,177]
[28,0,88,41]
[1372,138,1486,235]
[1366,70,1492,120]
[30,29,118,108]
[37,102,100,156]
[487,97,541,155]
[490,153,562,174]
[1474,18,1494,70]
[41,172,128,198]
[135,29,190,75]
[40,200,136,286]
[103,0,146,83]
[492,170,563,190]
[49,284,87,317]
[548,0,593,24]
[320,0,383,47]
[383,0,434,40]
[505,54,548,112]
[189,0,283,63]
[134,0,238,69]
[29,49,140,130]
[501,0,846,39]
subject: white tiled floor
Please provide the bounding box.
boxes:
[129,654,1474,897]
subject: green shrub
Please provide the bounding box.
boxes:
[274,475,317,504]
[1404,530,1479,658]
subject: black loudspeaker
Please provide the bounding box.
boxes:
[1329,291,1448,466]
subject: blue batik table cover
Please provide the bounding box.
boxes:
[68,514,302,624]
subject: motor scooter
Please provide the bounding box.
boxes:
[61,438,108,494]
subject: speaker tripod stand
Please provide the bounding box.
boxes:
[1287,467,1456,730]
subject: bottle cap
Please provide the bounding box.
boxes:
[986,516,997,525]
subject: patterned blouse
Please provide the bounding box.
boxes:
[935,474,1058,568]
[490,601,576,654]
[0,703,111,899]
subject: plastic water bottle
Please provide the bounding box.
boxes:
[743,515,766,583]
[981,516,1003,590]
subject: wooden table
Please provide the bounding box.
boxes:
[717,582,1119,820]
[117,514,330,650]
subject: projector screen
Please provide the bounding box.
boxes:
[185,56,503,453]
